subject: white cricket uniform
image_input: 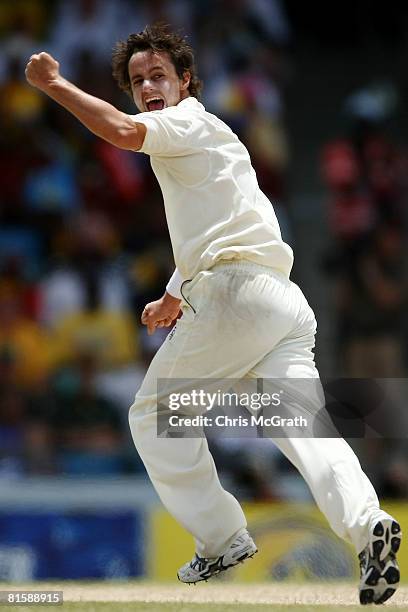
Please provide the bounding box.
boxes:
[128,97,379,557]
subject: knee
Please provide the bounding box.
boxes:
[129,394,141,416]
[128,394,157,434]
[129,395,146,425]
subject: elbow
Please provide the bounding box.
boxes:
[115,124,145,151]
[115,128,134,150]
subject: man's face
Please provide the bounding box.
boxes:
[128,50,190,113]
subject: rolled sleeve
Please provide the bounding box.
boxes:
[128,108,201,157]
[129,112,172,156]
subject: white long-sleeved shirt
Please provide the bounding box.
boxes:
[130,97,293,283]
[165,268,184,299]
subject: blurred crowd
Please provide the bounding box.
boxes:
[319,90,408,501]
[0,0,291,487]
[0,0,407,500]
[321,107,408,378]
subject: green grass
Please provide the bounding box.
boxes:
[7,605,405,612]
[3,581,406,611]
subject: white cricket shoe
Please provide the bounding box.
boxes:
[177,529,258,584]
[359,513,402,605]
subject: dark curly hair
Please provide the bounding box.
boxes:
[112,23,202,100]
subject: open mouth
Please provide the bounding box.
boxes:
[146,98,165,111]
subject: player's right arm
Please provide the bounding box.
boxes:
[141,269,184,335]
[25,52,146,151]
[141,292,181,335]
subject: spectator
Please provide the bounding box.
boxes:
[338,224,406,376]
[40,209,130,328]
[48,0,139,82]
[51,273,139,370]
[0,285,51,388]
[53,351,128,475]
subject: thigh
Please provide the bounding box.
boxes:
[245,308,328,435]
[248,313,318,379]
[136,267,299,399]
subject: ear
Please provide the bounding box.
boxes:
[181,70,191,91]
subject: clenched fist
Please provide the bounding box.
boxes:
[141,292,181,335]
[25,52,60,91]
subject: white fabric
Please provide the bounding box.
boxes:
[130,97,294,280]
[129,262,379,557]
[166,268,183,299]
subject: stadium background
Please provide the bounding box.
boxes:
[0,0,407,585]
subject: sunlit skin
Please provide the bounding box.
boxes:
[24,48,188,334]
[128,50,190,113]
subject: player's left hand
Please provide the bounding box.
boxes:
[141,292,181,335]
[25,52,61,91]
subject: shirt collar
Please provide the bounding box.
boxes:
[177,96,204,111]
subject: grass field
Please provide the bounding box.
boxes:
[7,605,406,612]
[2,582,408,611]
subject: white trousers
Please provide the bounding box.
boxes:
[129,262,380,557]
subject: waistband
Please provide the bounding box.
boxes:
[211,259,289,279]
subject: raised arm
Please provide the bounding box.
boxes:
[25,52,146,151]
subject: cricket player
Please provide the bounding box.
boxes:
[26,24,401,605]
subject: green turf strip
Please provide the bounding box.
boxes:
[8,604,404,612]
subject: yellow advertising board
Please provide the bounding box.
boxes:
[149,502,407,582]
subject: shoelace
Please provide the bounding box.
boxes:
[190,554,211,572]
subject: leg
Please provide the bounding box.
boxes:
[129,265,298,556]
[248,311,401,604]
[274,436,379,552]
[248,319,381,552]
[129,322,246,557]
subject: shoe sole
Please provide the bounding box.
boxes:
[178,546,258,585]
[359,519,402,605]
